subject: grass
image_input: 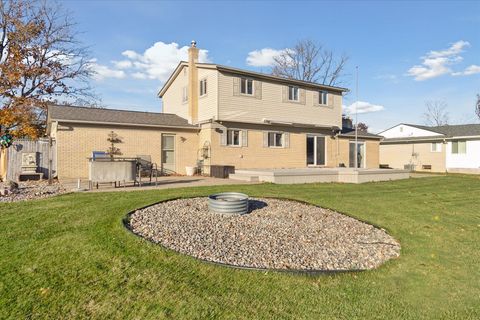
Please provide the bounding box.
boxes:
[0,175,479,319]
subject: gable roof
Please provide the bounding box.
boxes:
[408,123,480,137]
[158,61,349,97]
[381,123,480,142]
[47,104,197,129]
[339,128,382,140]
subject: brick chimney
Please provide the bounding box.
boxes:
[188,40,199,124]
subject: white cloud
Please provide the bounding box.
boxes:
[452,64,480,76]
[246,48,287,67]
[406,40,471,81]
[88,41,211,82]
[112,60,133,69]
[343,101,385,114]
[119,41,210,81]
[90,59,126,80]
[132,72,147,79]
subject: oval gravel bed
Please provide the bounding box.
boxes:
[129,197,400,271]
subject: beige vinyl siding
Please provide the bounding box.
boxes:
[162,65,189,120]
[197,68,218,122]
[55,122,198,178]
[217,71,342,128]
[379,142,446,172]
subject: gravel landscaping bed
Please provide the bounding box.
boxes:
[0,180,67,203]
[129,197,400,271]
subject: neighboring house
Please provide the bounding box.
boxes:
[47,41,382,179]
[379,123,480,173]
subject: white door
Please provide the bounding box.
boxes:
[161,134,175,173]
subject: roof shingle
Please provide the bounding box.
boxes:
[48,105,196,128]
[411,124,480,137]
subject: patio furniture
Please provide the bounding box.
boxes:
[136,155,159,186]
[88,157,137,189]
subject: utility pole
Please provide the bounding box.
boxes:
[354,66,359,169]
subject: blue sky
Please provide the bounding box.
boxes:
[62,0,480,132]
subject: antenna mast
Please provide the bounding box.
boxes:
[354,66,359,170]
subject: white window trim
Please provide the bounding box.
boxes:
[288,86,299,102]
[431,142,442,152]
[306,135,327,167]
[199,78,207,97]
[182,86,188,103]
[451,140,467,154]
[319,90,328,106]
[226,129,242,147]
[349,141,367,168]
[268,131,284,148]
[240,77,255,96]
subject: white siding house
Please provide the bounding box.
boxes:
[379,123,480,174]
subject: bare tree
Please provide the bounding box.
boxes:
[271,39,349,86]
[476,94,480,120]
[0,0,95,138]
[423,100,450,126]
[356,122,369,132]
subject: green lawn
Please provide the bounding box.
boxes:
[0,176,479,319]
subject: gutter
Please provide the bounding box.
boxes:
[338,134,382,140]
[216,118,339,130]
[262,118,339,130]
[381,135,480,144]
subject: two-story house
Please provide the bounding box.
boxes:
[47,41,381,179]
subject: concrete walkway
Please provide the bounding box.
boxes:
[61,176,257,193]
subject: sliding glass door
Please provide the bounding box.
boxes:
[349,141,365,168]
[306,135,326,166]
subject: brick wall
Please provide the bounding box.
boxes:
[55,122,198,179]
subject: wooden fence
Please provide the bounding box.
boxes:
[5,138,57,181]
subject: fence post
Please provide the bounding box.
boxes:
[0,148,7,181]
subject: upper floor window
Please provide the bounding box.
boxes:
[227,129,241,146]
[451,141,466,154]
[319,90,328,105]
[268,132,283,147]
[431,142,441,152]
[288,86,299,101]
[240,78,254,95]
[199,78,207,96]
[182,86,188,103]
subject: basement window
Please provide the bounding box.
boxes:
[199,78,207,96]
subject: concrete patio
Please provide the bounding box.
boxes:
[61,176,257,193]
[60,168,411,192]
[229,168,410,184]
